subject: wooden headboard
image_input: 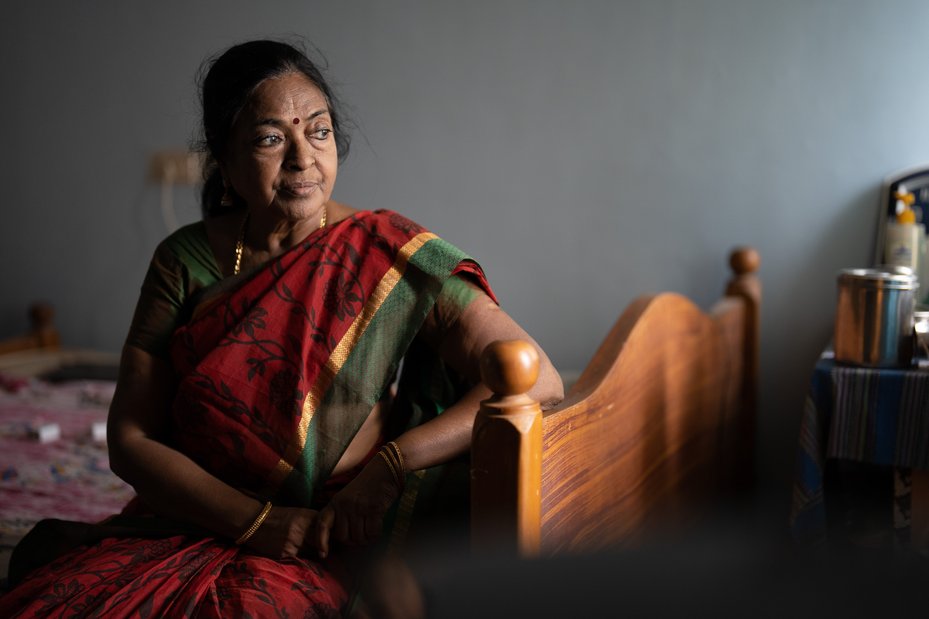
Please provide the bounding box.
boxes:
[471,247,761,555]
[0,304,122,380]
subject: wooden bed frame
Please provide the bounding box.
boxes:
[0,303,60,356]
[471,247,761,555]
[0,304,121,380]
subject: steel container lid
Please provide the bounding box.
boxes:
[837,268,918,290]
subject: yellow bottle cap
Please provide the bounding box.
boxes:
[897,207,916,224]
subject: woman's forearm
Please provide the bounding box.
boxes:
[109,431,264,540]
[395,284,563,473]
[392,360,562,472]
[391,383,490,472]
[107,345,264,540]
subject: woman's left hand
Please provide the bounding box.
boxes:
[314,455,401,557]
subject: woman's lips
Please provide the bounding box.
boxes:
[280,182,318,197]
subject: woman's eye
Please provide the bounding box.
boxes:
[256,134,283,146]
[311,128,332,140]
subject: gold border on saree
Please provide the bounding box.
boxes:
[267,232,438,487]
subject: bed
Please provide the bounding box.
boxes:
[0,305,132,581]
[470,246,761,555]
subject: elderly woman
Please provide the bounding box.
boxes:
[0,40,562,617]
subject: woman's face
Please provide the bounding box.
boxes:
[220,71,338,222]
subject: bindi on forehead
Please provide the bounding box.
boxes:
[293,117,300,125]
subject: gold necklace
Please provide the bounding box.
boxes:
[233,207,327,276]
[233,213,249,276]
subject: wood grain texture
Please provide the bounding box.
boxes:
[472,248,761,555]
[471,341,543,555]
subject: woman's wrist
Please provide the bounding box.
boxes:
[376,442,406,492]
[235,500,273,545]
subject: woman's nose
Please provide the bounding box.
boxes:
[287,137,315,169]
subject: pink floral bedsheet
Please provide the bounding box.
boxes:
[0,378,135,553]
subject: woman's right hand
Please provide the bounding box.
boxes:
[244,505,321,559]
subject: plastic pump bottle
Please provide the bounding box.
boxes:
[884,186,922,272]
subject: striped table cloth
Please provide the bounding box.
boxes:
[790,353,929,546]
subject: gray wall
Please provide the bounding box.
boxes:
[3,1,929,525]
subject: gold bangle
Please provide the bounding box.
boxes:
[386,441,406,474]
[377,450,401,486]
[377,447,404,491]
[235,501,273,545]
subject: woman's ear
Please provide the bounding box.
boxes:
[215,163,235,207]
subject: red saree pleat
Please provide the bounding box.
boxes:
[0,535,346,617]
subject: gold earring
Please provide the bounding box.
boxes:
[221,182,234,207]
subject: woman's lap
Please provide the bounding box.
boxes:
[0,534,347,617]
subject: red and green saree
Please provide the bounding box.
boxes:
[0,210,494,618]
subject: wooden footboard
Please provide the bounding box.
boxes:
[471,247,761,555]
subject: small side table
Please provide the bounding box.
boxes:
[790,350,929,549]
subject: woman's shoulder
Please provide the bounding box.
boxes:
[328,201,411,223]
[355,208,433,237]
[158,220,208,252]
[152,220,221,281]
[326,202,428,238]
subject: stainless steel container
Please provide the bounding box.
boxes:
[834,268,917,367]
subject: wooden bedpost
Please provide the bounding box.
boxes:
[0,302,60,355]
[726,247,761,410]
[29,302,60,350]
[471,340,542,557]
[724,247,761,490]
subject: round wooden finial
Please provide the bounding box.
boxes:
[479,340,540,396]
[729,247,760,276]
